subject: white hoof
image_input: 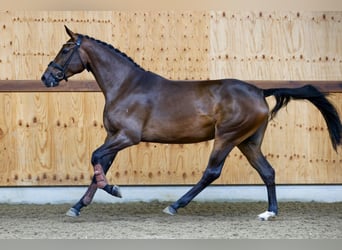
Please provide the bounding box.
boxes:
[258,211,276,221]
[66,207,80,217]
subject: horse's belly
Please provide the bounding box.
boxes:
[141,117,215,144]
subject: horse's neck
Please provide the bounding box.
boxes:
[85,44,140,97]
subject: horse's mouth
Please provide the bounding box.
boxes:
[41,74,60,87]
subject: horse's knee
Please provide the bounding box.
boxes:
[91,150,102,166]
[91,154,98,166]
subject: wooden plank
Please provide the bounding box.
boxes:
[1,11,341,186]
[1,92,341,186]
[0,80,101,92]
[0,80,342,92]
[209,11,342,81]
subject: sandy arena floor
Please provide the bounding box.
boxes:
[0,201,341,239]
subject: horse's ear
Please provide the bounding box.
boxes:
[65,25,77,40]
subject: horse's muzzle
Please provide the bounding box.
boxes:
[41,72,60,87]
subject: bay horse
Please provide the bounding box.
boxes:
[41,26,342,220]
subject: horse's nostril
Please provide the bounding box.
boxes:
[41,75,46,82]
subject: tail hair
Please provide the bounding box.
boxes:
[264,85,342,150]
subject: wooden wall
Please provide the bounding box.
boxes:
[0,11,341,186]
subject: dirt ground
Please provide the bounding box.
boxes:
[0,201,341,239]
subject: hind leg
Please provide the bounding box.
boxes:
[164,140,234,215]
[238,124,278,220]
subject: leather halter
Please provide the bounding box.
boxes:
[48,35,88,82]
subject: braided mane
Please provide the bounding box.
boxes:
[81,34,145,71]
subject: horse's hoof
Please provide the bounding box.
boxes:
[112,185,122,198]
[103,184,123,198]
[163,206,177,215]
[66,207,80,217]
[258,211,276,221]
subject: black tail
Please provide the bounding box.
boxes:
[264,85,342,151]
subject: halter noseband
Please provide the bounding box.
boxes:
[48,35,88,82]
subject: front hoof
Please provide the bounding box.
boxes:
[163,206,177,215]
[112,185,122,198]
[104,185,122,198]
[66,207,80,217]
[258,211,276,221]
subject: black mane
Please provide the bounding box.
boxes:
[81,34,145,71]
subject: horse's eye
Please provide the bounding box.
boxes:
[62,48,70,54]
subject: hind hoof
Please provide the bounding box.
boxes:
[163,206,177,215]
[66,207,80,217]
[258,211,276,221]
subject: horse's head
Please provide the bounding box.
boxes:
[41,26,88,87]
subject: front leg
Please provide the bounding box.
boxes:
[94,163,122,197]
[66,131,139,217]
[90,131,139,197]
[66,182,97,217]
[66,153,117,217]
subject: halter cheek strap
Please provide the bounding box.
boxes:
[75,36,90,72]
